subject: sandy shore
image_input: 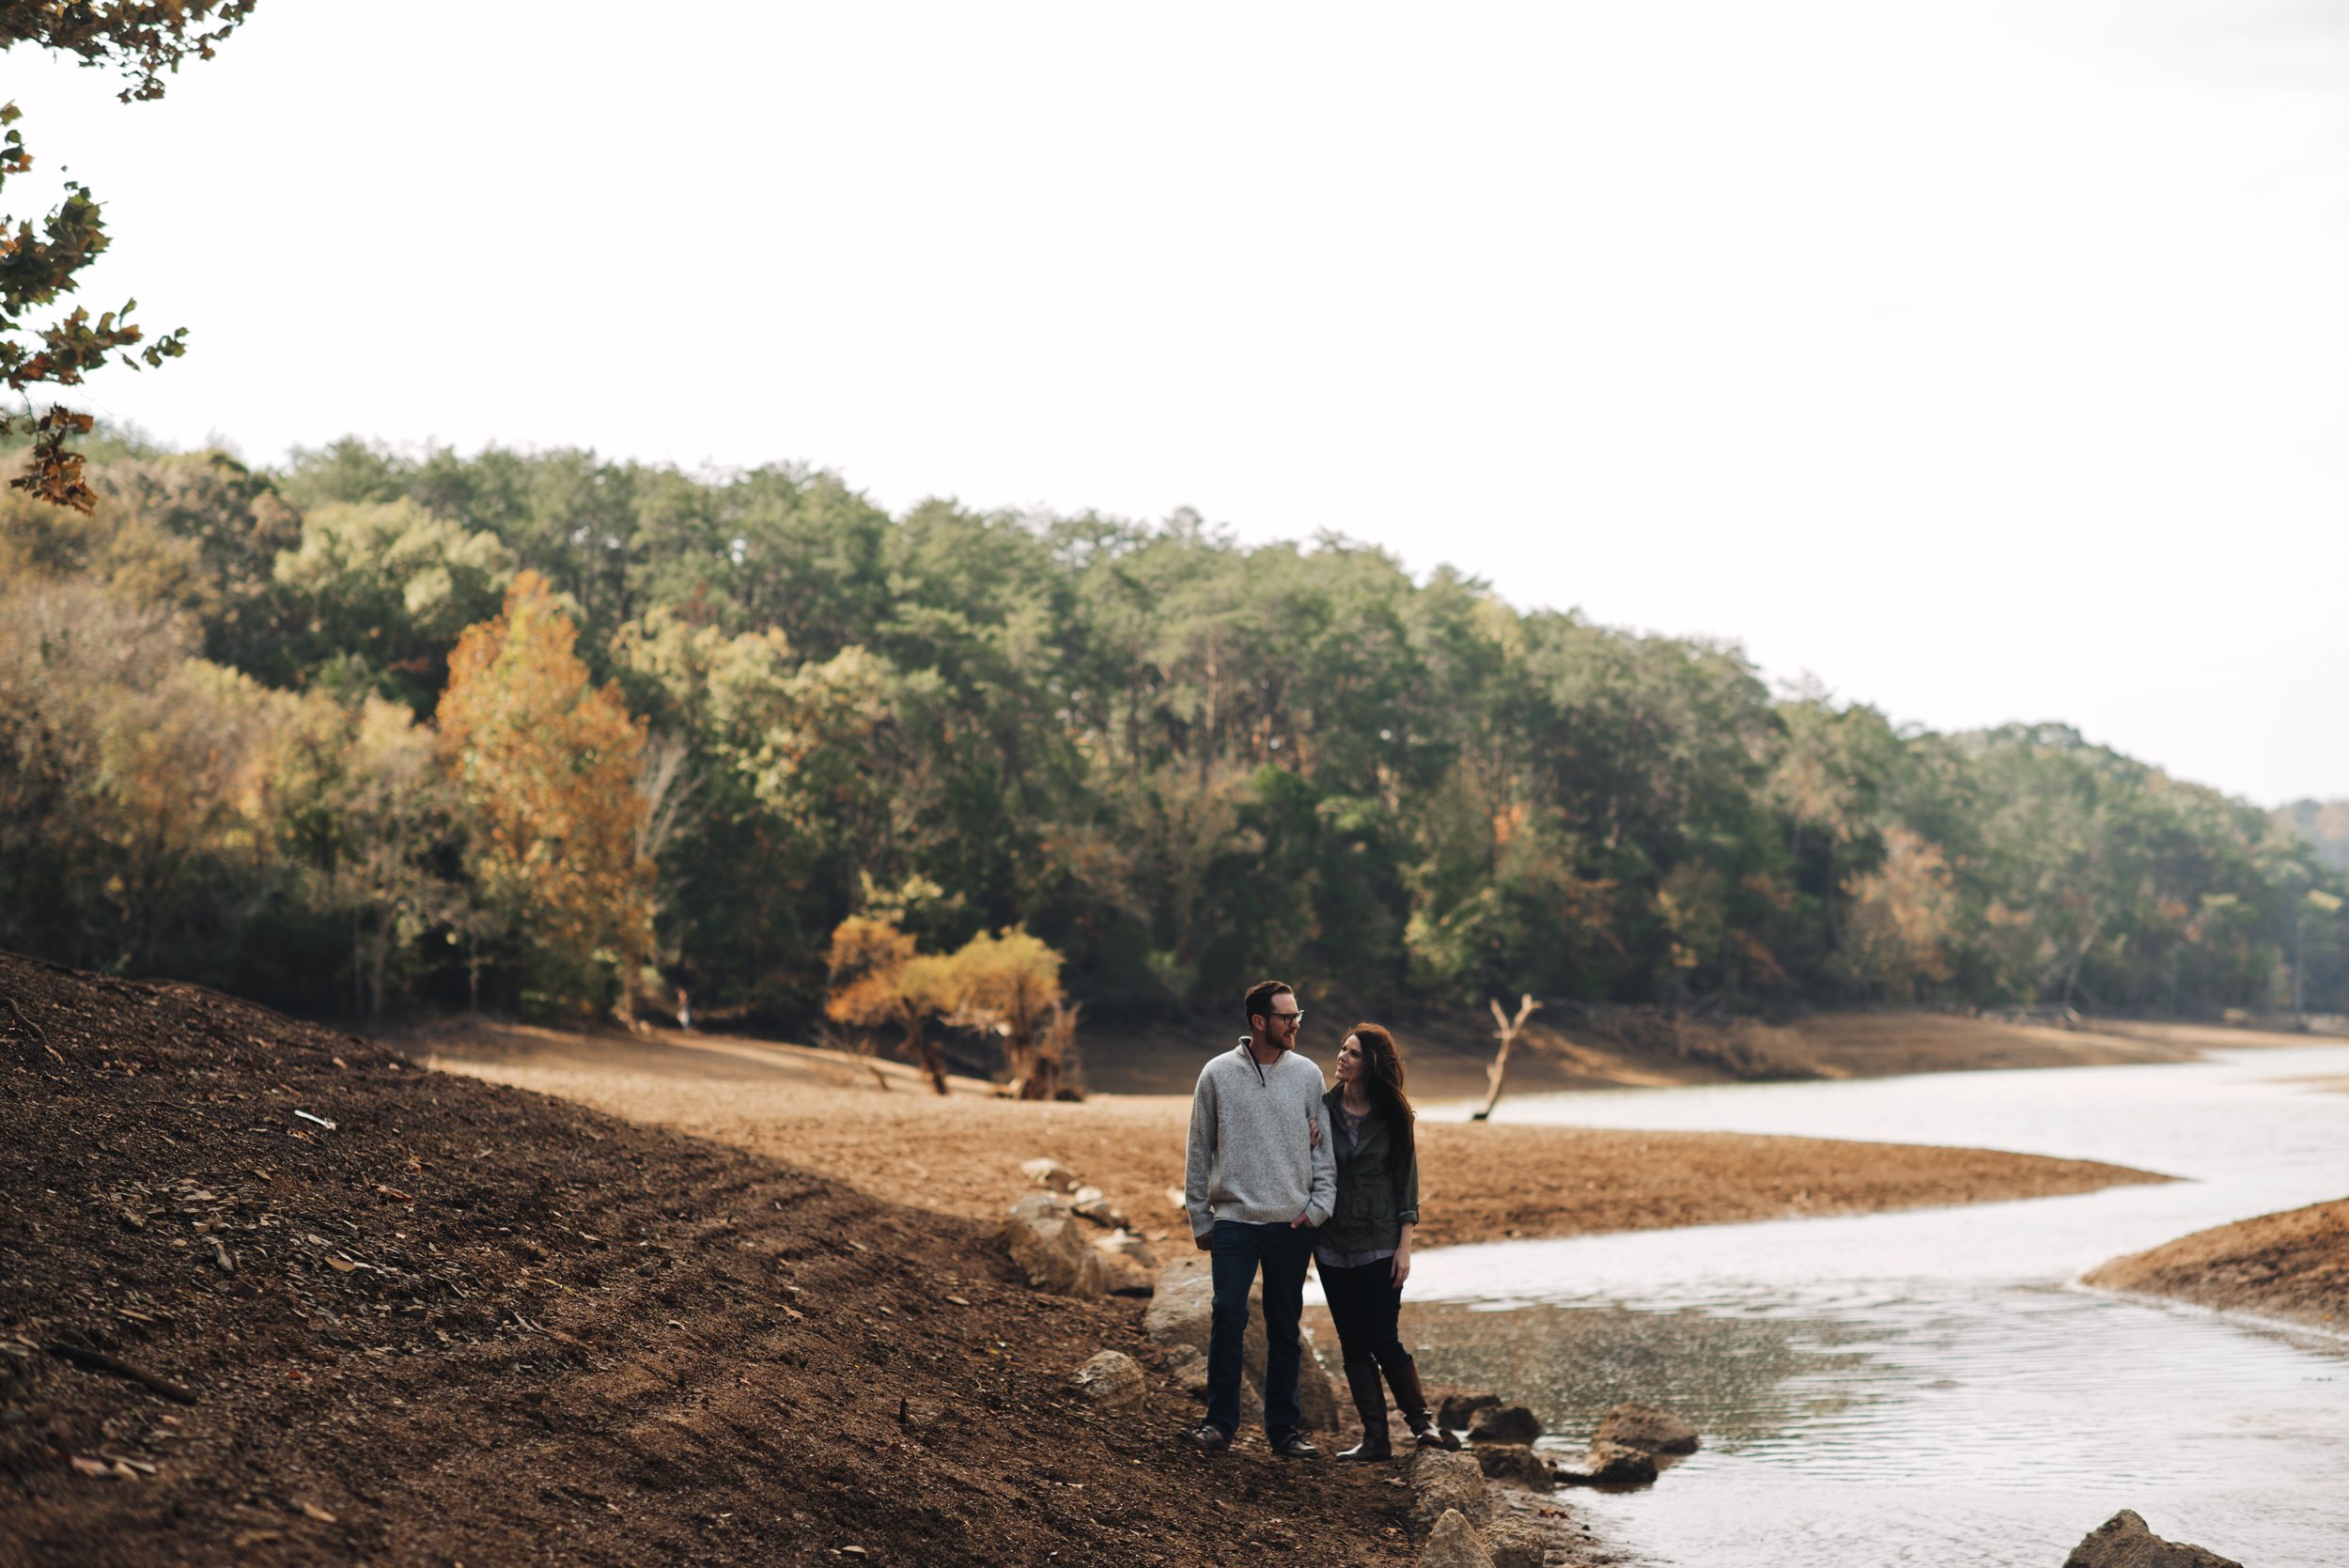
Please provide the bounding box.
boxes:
[425,1023,2171,1250]
[2085,1198,2349,1333]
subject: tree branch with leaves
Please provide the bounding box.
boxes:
[3,3,257,507]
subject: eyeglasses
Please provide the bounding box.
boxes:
[1267,1010,1303,1027]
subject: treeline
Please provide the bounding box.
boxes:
[4,434,2344,1029]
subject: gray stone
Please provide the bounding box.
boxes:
[1594,1400,1699,1455]
[1000,1192,1108,1299]
[1295,1323,1340,1432]
[1159,1341,1262,1425]
[1467,1405,1542,1445]
[1143,1255,1338,1430]
[1162,1343,1208,1399]
[1408,1447,1494,1529]
[1101,1252,1156,1297]
[1096,1228,1158,1267]
[1438,1390,1501,1430]
[1479,1518,1552,1568]
[1418,1509,1496,1568]
[1553,1440,1656,1488]
[1068,1185,1132,1229]
[1019,1157,1081,1192]
[1471,1443,1553,1491]
[2062,1510,2243,1568]
[1072,1350,1146,1412]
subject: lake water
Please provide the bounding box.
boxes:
[1311,1046,2349,1568]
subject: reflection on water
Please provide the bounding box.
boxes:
[1370,1300,1876,1449]
[1325,1047,2349,1568]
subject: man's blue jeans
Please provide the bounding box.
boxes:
[1206,1219,1313,1438]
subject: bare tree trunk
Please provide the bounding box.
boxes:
[2058,920,2104,1011]
[903,1021,949,1095]
[1472,994,1542,1122]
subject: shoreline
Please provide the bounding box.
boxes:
[428,1042,2175,1254]
[2083,1198,2349,1335]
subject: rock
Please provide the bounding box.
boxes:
[1594,1400,1699,1454]
[1471,1443,1553,1491]
[1553,1439,1657,1488]
[1072,1350,1146,1412]
[1158,1342,1262,1424]
[1418,1509,1496,1568]
[1142,1255,1337,1428]
[1101,1251,1156,1297]
[1162,1343,1209,1399]
[1295,1323,1340,1432]
[1067,1185,1130,1228]
[1408,1447,1494,1529]
[1000,1192,1108,1299]
[1146,1256,1260,1371]
[1467,1405,1542,1445]
[2062,1510,2243,1568]
[1478,1518,1551,1568]
[1095,1228,1158,1268]
[1020,1157,1081,1192]
[1439,1390,1501,1431]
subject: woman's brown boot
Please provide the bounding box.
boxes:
[1388,1360,1458,1450]
[1336,1358,1392,1461]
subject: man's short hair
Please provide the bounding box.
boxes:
[1243,980,1292,1027]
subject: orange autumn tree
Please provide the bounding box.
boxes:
[436,571,655,1017]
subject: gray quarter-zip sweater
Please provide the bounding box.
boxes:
[1184,1039,1337,1238]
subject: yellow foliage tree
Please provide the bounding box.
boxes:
[436,571,654,1017]
[823,914,959,1094]
[821,916,1079,1097]
[949,926,1074,1100]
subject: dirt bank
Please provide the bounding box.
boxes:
[2084,1199,2349,1333]
[426,1025,2171,1251]
[0,953,1499,1567]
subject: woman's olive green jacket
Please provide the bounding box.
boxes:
[1317,1083,1420,1255]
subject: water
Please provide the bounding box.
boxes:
[1315,1046,2349,1568]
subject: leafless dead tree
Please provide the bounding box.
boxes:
[1473,994,1543,1122]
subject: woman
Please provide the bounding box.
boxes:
[1318,1022,1450,1458]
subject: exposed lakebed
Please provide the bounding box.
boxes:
[1309,1045,2349,1567]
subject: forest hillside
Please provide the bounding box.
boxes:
[4,434,2344,1032]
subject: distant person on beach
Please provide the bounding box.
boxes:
[675,986,692,1031]
[1320,1022,1451,1458]
[1182,979,1335,1456]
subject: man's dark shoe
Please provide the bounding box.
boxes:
[1268,1431,1321,1458]
[1183,1422,1233,1452]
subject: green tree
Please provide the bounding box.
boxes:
[272,497,516,707]
[4,4,256,506]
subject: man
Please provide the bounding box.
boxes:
[1181,979,1335,1455]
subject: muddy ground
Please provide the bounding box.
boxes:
[2085,1198,2349,1333]
[0,953,1496,1568]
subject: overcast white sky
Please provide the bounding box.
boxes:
[13,2,2346,804]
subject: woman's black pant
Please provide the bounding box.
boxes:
[1320,1257,1412,1386]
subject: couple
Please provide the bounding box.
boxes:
[1180,980,1444,1459]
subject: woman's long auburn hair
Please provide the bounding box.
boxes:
[1346,1022,1415,1170]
